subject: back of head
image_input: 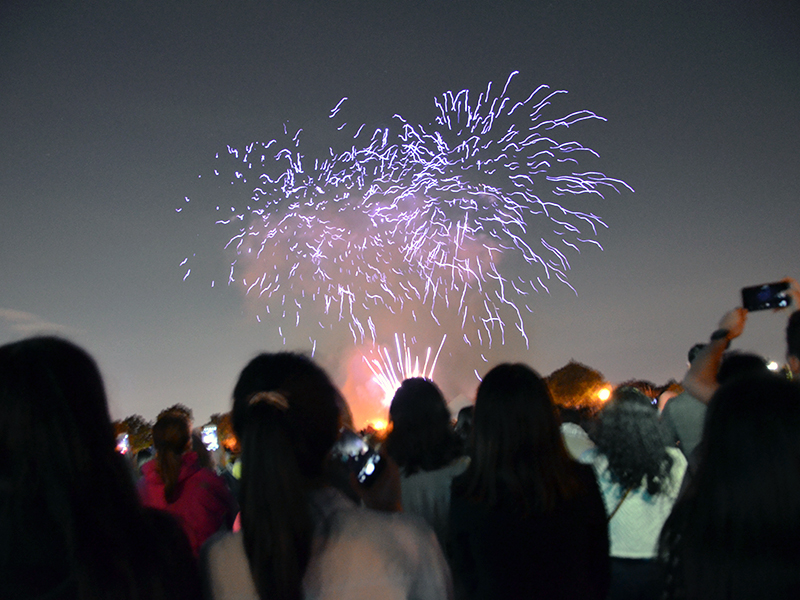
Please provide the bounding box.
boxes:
[593,387,673,495]
[386,377,460,474]
[659,373,800,599]
[717,351,769,385]
[231,352,342,600]
[0,337,197,600]
[0,337,115,480]
[152,413,191,503]
[459,363,583,512]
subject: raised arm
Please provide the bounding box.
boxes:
[681,308,747,403]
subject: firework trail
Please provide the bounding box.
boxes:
[364,333,447,406]
[179,72,632,354]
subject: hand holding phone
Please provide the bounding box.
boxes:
[329,427,386,487]
[741,282,792,312]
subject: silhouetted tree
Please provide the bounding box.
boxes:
[546,361,608,412]
[112,414,153,454]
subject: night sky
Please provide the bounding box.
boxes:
[2,0,798,426]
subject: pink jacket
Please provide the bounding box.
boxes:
[138,451,237,555]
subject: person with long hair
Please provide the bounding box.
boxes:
[0,336,200,600]
[449,363,610,600]
[384,377,469,552]
[138,412,237,556]
[658,374,800,599]
[580,386,686,599]
[201,352,452,600]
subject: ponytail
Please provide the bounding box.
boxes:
[231,352,341,600]
[241,400,311,600]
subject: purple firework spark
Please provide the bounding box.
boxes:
[179,72,632,352]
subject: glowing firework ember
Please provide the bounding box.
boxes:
[364,333,447,406]
[179,72,632,355]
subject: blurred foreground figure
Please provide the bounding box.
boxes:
[449,363,610,600]
[138,412,237,555]
[201,352,452,600]
[580,387,686,600]
[0,337,199,600]
[658,374,800,599]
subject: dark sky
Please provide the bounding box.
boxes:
[2,0,799,425]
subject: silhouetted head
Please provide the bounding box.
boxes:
[0,336,116,490]
[593,386,674,494]
[232,352,341,484]
[474,363,563,465]
[456,362,583,512]
[717,351,770,385]
[153,413,191,456]
[0,337,200,600]
[386,377,460,474]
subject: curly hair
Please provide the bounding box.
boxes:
[592,386,674,495]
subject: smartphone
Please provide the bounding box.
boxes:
[329,427,385,487]
[116,433,130,455]
[741,282,791,312]
[201,424,219,452]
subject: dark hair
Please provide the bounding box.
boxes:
[716,351,769,384]
[592,387,674,495]
[454,405,474,450]
[385,378,461,475]
[616,379,659,403]
[231,352,341,600]
[0,336,197,600]
[787,310,800,359]
[453,363,586,513]
[152,413,191,503]
[658,374,800,599]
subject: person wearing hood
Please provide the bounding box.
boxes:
[138,412,238,555]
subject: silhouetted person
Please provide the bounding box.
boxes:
[449,363,610,600]
[385,377,469,554]
[659,374,800,599]
[0,336,199,600]
[138,412,237,556]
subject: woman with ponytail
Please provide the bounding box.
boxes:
[201,352,452,600]
[139,412,237,555]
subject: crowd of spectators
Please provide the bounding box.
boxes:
[3,279,800,599]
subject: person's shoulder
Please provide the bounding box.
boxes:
[185,464,232,495]
[139,458,160,483]
[200,530,258,600]
[139,508,202,597]
[203,529,244,560]
[664,391,704,409]
[335,500,440,551]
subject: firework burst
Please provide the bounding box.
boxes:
[179,72,632,354]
